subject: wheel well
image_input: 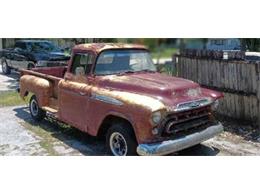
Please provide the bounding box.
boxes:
[21,90,29,98]
[97,115,135,138]
[27,63,35,69]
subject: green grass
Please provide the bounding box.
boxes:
[151,47,179,59]
[0,91,30,107]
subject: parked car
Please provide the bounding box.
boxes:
[0,40,70,75]
[18,43,224,156]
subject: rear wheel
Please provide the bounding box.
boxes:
[1,59,11,75]
[29,95,46,121]
[106,122,137,156]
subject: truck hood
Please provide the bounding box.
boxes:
[97,72,221,109]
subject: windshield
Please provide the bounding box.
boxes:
[95,49,156,75]
[27,41,62,52]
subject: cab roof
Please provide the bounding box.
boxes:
[73,43,148,54]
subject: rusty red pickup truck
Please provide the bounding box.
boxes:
[19,43,224,156]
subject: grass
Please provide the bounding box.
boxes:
[0,91,30,107]
[151,47,179,59]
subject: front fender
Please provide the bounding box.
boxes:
[90,87,165,143]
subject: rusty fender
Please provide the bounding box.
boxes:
[91,87,166,112]
[90,87,167,143]
[20,75,52,107]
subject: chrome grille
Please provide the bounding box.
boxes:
[160,106,213,135]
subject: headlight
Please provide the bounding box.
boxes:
[211,100,219,111]
[151,111,162,125]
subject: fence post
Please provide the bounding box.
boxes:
[258,63,260,130]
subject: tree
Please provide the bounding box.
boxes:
[240,39,260,51]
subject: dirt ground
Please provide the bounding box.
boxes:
[0,67,260,156]
[0,105,260,156]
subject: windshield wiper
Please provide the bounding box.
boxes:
[137,69,157,73]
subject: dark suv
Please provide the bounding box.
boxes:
[0,40,70,74]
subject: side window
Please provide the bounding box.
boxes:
[15,42,26,50]
[71,53,94,76]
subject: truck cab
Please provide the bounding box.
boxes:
[19,43,224,156]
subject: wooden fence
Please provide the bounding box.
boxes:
[174,52,260,128]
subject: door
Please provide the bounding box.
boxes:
[58,52,94,132]
[12,42,29,69]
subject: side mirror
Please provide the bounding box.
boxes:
[14,47,23,52]
[75,67,85,76]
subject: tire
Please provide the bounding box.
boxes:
[1,58,11,75]
[29,95,46,121]
[106,122,137,156]
[27,63,35,70]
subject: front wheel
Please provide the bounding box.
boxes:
[27,63,35,70]
[1,59,11,75]
[106,123,137,156]
[29,95,46,121]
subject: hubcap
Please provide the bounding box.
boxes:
[109,132,128,156]
[30,99,39,116]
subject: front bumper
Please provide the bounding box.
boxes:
[137,123,224,156]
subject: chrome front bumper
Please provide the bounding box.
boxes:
[137,123,224,156]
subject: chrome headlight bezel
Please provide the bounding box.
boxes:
[152,111,162,124]
[151,110,166,126]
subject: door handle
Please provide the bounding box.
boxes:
[79,92,86,96]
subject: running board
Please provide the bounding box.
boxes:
[42,106,58,114]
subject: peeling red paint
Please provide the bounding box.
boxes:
[19,43,223,146]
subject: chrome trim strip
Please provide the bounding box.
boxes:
[174,98,212,112]
[91,93,123,106]
[137,123,223,156]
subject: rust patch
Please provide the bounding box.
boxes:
[20,75,53,107]
[91,86,165,112]
[74,43,148,54]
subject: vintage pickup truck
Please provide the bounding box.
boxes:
[0,40,70,74]
[19,43,224,156]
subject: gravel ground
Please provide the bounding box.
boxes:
[0,105,260,156]
[0,66,260,156]
[0,105,107,155]
[0,66,19,91]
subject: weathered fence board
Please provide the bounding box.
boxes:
[176,55,260,128]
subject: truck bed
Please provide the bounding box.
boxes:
[26,66,67,78]
[20,66,67,114]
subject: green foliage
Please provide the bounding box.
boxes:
[151,47,178,58]
[242,39,260,51]
[0,91,30,107]
[157,63,176,76]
